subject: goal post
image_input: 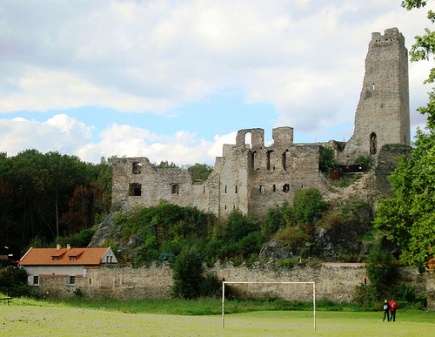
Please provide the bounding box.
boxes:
[221,281,316,331]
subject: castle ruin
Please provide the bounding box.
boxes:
[112,28,411,218]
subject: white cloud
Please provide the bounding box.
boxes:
[0,0,433,162]
[0,114,92,157]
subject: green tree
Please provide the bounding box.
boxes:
[172,246,203,299]
[187,163,213,182]
[0,150,111,257]
[374,2,435,270]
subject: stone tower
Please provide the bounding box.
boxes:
[340,27,410,163]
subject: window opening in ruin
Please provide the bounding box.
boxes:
[260,185,264,194]
[250,151,257,170]
[224,205,227,209]
[267,150,275,171]
[132,161,142,174]
[69,276,75,285]
[372,83,376,91]
[273,184,276,192]
[33,276,39,285]
[225,185,227,193]
[282,184,290,193]
[370,132,377,155]
[171,183,179,195]
[233,205,236,210]
[245,132,252,149]
[203,186,206,193]
[235,185,238,193]
[282,150,288,171]
[129,183,142,196]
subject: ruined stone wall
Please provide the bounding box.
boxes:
[111,128,328,218]
[34,264,425,304]
[340,27,410,164]
[249,144,326,217]
[112,157,195,211]
[373,144,412,200]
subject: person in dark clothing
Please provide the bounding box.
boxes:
[383,299,390,322]
[389,299,397,322]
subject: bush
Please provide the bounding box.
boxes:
[172,247,203,299]
[0,266,32,297]
[355,155,374,169]
[319,147,339,173]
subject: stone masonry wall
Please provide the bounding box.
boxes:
[35,264,426,305]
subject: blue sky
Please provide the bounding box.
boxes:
[0,1,433,165]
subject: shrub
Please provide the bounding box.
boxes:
[319,147,338,173]
[355,155,374,169]
[172,247,203,299]
[0,266,31,297]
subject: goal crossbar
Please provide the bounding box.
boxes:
[221,281,316,331]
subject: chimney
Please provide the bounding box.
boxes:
[67,244,71,251]
[56,244,61,250]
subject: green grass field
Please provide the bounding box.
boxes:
[1,298,434,337]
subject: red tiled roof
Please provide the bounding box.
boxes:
[18,247,110,266]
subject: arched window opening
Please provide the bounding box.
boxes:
[260,185,264,194]
[370,132,377,155]
[235,185,238,193]
[273,184,276,192]
[282,184,290,193]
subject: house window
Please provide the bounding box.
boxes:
[69,256,77,261]
[129,183,142,196]
[33,276,39,285]
[52,256,59,261]
[171,184,179,195]
[106,255,113,263]
[69,276,76,285]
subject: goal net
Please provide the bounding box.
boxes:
[221,281,316,331]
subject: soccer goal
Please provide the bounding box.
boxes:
[221,281,316,331]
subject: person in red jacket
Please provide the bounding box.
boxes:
[389,299,397,322]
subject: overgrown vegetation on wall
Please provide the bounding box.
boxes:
[107,188,374,268]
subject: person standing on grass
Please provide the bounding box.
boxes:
[383,299,390,322]
[389,299,397,322]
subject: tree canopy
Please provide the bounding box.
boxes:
[0,150,112,258]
